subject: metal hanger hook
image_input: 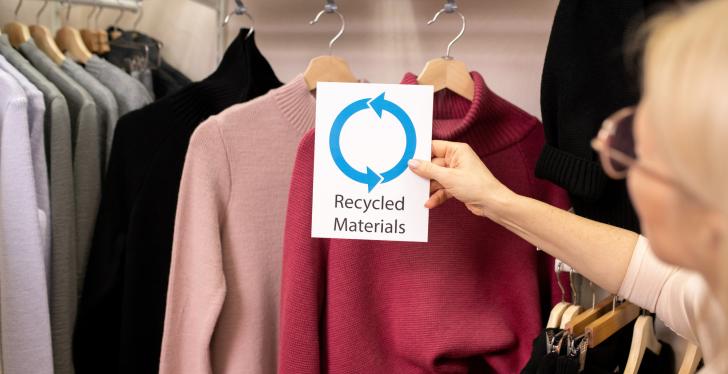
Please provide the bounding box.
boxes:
[133,1,144,30]
[37,0,50,25]
[309,2,345,56]
[569,268,578,305]
[95,5,104,30]
[222,0,254,39]
[555,263,566,303]
[427,1,466,59]
[86,3,98,29]
[61,0,73,26]
[14,0,24,20]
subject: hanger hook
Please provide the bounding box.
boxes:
[427,1,466,59]
[111,0,126,30]
[95,5,104,30]
[222,0,254,39]
[36,0,49,25]
[62,0,73,26]
[309,1,345,56]
[86,3,98,29]
[14,0,24,20]
[555,262,566,303]
[569,268,578,305]
[133,1,144,30]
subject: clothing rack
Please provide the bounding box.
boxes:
[39,0,141,12]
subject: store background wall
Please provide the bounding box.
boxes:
[1,0,558,118]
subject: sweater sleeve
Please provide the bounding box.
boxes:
[159,118,231,374]
[618,236,717,346]
[279,130,327,374]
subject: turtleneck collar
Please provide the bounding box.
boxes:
[401,71,540,154]
[273,74,316,136]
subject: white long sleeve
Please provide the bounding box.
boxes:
[618,236,726,370]
[0,69,54,374]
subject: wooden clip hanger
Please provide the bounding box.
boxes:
[566,295,613,336]
[302,1,357,91]
[585,299,640,348]
[3,0,31,48]
[678,343,702,374]
[417,1,474,101]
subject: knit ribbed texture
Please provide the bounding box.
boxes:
[161,75,314,374]
[20,39,97,374]
[75,29,282,374]
[0,67,54,374]
[61,59,115,292]
[535,0,673,231]
[279,72,571,373]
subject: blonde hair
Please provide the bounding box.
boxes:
[641,0,728,365]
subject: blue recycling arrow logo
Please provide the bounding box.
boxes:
[330,92,417,192]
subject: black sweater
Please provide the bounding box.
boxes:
[73,29,282,374]
[536,0,672,231]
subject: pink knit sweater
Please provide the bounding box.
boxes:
[160,75,315,374]
[279,72,571,373]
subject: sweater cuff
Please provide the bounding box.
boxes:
[535,144,608,200]
[618,236,678,313]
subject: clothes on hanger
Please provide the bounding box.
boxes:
[19,37,100,374]
[74,29,282,374]
[160,74,313,374]
[59,59,117,290]
[0,64,54,374]
[536,0,674,232]
[0,34,75,374]
[85,54,152,116]
[279,72,571,373]
[521,322,674,373]
[103,27,191,99]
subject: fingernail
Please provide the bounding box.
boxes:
[408,159,420,169]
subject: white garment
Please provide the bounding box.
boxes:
[0,69,54,374]
[618,236,728,373]
[0,55,50,283]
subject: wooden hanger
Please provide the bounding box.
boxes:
[585,299,640,348]
[566,296,613,336]
[560,304,584,330]
[30,0,65,64]
[677,343,702,374]
[546,263,570,328]
[54,2,92,63]
[56,26,92,63]
[417,2,474,101]
[3,0,31,48]
[302,3,357,91]
[623,315,662,374]
[81,5,101,53]
[31,25,65,64]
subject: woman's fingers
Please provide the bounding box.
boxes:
[431,140,454,158]
[425,189,451,209]
[430,180,444,194]
[432,157,447,167]
[408,159,448,181]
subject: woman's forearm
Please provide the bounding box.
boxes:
[485,190,640,294]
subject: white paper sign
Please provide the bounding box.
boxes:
[311,82,433,242]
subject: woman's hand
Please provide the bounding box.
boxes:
[407,140,514,217]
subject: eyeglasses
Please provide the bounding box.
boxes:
[591,107,676,186]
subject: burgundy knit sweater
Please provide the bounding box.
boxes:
[279,72,571,373]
